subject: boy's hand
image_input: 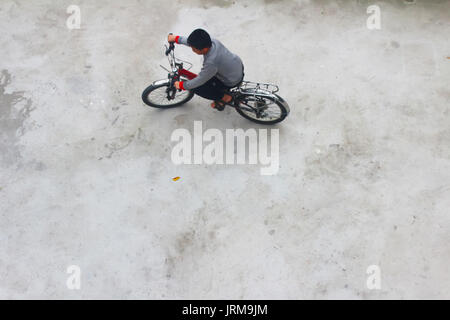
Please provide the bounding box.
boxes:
[174,81,181,89]
[168,34,177,43]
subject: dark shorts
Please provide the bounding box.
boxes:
[192,65,245,101]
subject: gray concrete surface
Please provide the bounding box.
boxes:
[1,0,449,299]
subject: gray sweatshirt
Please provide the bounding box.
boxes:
[177,36,244,90]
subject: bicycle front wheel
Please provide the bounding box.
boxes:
[142,81,194,108]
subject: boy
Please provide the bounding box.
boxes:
[168,29,244,111]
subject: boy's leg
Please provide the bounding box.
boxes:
[192,77,227,101]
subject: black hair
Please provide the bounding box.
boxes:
[187,29,212,50]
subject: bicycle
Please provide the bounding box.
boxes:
[141,37,290,125]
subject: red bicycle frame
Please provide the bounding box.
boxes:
[178,68,197,80]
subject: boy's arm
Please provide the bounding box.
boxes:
[180,62,218,90]
[168,34,189,46]
[175,35,189,46]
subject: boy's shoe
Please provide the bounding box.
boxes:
[211,100,226,111]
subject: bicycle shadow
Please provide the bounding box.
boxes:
[149,98,288,135]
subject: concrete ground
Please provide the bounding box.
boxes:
[1,0,449,299]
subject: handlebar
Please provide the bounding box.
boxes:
[165,32,175,56]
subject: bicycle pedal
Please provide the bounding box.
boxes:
[212,101,226,111]
[214,104,225,111]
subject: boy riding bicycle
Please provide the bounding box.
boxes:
[168,29,244,111]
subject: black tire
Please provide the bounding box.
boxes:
[142,82,194,108]
[234,93,289,125]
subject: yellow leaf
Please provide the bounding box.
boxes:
[172,177,180,181]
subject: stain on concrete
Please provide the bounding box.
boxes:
[402,43,437,77]
[304,118,381,183]
[199,0,234,9]
[165,229,197,279]
[0,70,33,167]
[434,129,450,159]
[103,133,135,159]
[27,159,47,171]
[163,202,224,281]
[173,113,189,126]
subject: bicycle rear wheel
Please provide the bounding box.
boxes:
[234,93,289,124]
[142,81,194,108]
